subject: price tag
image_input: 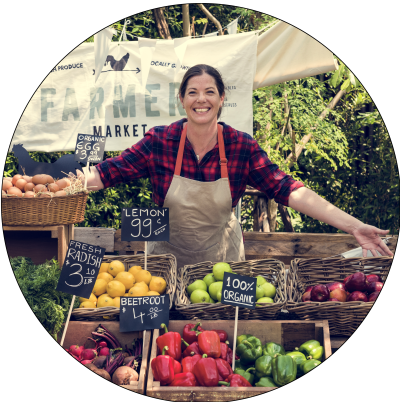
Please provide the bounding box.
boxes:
[121,208,169,242]
[74,134,106,164]
[119,294,170,332]
[56,240,106,299]
[221,272,257,310]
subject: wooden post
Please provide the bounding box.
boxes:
[182,4,190,37]
[231,306,239,371]
[60,295,76,347]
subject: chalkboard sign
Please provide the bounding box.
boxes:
[121,208,170,242]
[221,272,257,310]
[56,240,106,299]
[74,134,106,164]
[119,294,170,332]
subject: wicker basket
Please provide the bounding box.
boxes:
[1,193,88,226]
[175,259,286,321]
[71,253,177,321]
[286,256,393,336]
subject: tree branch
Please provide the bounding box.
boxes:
[153,8,172,40]
[197,4,223,35]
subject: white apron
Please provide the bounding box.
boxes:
[148,123,245,268]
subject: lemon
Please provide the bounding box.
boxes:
[128,265,143,277]
[79,293,97,306]
[147,291,160,296]
[128,282,149,297]
[113,297,121,308]
[79,301,96,308]
[92,279,107,296]
[97,272,114,284]
[97,294,115,308]
[107,280,126,297]
[124,293,131,297]
[108,260,125,277]
[99,262,110,273]
[115,271,135,291]
[134,270,152,286]
[149,276,167,294]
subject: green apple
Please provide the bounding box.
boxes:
[213,262,232,281]
[187,280,207,296]
[256,276,267,287]
[203,273,216,288]
[190,289,211,303]
[209,281,223,302]
[256,297,274,305]
[261,282,276,299]
[208,297,216,303]
[256,286,265,300]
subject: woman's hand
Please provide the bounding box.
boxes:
[352,224,393,257]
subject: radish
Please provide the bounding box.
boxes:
[98,341,108,348]
[81,359,94,365]
[98,347,110,357]
[68,344,82,358]
[81,348,98,361]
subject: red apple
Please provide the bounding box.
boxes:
[305,285,314,293]
[343,275,352,289]
[345,272,368,292]
[347,291,368,302]
[302,291,312,302]
[326,282,346,292]
[366,281,383,294]
[368,291,380,302]
[328,298,340,302]
[329,288,347,302]
[366,274,382,283]
[311,284,329,302]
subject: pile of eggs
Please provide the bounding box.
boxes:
[2,174,72,198]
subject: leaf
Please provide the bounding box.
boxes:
[341,79,350,91]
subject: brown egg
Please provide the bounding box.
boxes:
[3,177,12,182]
[7,187,23,197]
[34,184,48,193]
[24,182,35,192]
[32,174,49,185]
[54,190,67,197]
[39,193,52,198]
[24,191,35,198]
[22,175,32,183]
[55,179,69,189]
[2,190,6,197]
[46,175,55,184]
[11,174,23,185]
[48,183,59,193]
[15,178,27,191]
[2,180,13,192]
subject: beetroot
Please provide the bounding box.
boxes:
[93,355,108,369]
[345,272,367,292]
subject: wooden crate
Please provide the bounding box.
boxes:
[146,320,331,401]
[3,224,74,266]
[62,321,151,394]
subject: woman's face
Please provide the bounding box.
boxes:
[179,73,225,127]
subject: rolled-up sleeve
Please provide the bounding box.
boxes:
[247,140,304,206]
[95,134,152,189]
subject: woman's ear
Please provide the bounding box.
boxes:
[179,94,184,107]
[220,92,225,105]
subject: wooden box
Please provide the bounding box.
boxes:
[62,321,151,394]
[146,320,331,401]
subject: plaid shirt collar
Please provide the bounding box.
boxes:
[166,118,239,144]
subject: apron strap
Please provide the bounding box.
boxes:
[174,124,230,186]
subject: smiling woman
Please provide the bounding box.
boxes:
[81,63,393,268]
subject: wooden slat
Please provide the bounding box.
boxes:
[114,229,145,253]
[74,227,115,252]
[330,336,349,349]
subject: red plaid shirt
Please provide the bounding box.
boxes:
[96,119,304,207]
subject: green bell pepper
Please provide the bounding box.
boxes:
[255,376,278,388]
[263,342,285,357]
[298,340,324,361]
[233,367,256,385]
[237,337,263,365]
[254,355,273,378]
[271,355,297,386]
[236,334,252,346]
[286,351,307,374]
[300,358,321,374]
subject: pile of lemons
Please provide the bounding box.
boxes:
[79,260,167,309]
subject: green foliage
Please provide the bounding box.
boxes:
[11,257,79,339]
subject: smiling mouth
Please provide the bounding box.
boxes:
[194,108,210,113]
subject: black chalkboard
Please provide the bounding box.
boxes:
[74,134,106,164]
[221,272,257,310]
[56,240,106,299]
[121,208,169,242]
[119,294,170,332]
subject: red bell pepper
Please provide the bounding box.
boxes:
[151,346,175,385]
[169,372,198,387]
[182,322,204,344]
[198,331,221,358]
[173,359,182,374]
[215,358,233,380]
[182,340,201,357]
[220,374,252,387]
[192,354,220,387]
[182,354,202,373]
[156,323,182,361]
[211,329,228,343]
[220,342,229,360]
[226,347,239,365]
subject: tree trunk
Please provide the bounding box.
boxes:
[197,4,223,35]
[267,198,277,232]
[278,204,294,232]
[182,4,191,37]
[153,8,172,40]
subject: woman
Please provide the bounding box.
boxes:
[82,64,393,267]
